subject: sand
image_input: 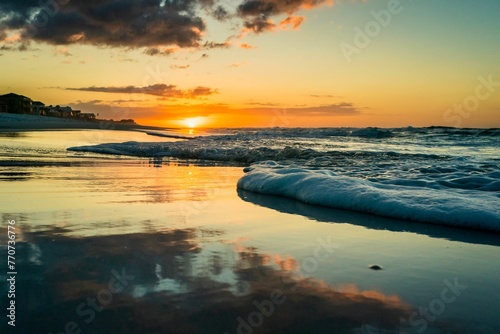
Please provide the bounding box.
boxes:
[0,112,163,131]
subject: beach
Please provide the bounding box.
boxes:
[1,129,500,333]
[0,113,166,131]
[2,0,499,332]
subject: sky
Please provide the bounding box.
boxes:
[1,0,499,128]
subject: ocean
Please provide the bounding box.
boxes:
[69,127,500,232]
[1,128,499,334]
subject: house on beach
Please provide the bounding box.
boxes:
[0,93,33,114]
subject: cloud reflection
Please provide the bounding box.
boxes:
[2,226,413,333]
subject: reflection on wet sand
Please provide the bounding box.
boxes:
[237,189,500,247]
[1,226,413,334]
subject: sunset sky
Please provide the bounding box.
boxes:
[1,0,499,128]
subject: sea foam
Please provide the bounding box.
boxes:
[237,165,500,232]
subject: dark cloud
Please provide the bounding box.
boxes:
[286,102,360,116]
[0,0,205,49]
[203,41,230,49]
[143,47,177,57]
[212,5,231,21]
[238,0,328,17]
[243,15,276,33]
[66,84,218,99]
[238,0,329,34]
[0,43,30,51]
[0,0,333,52]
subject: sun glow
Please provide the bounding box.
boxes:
[182,116,206,128]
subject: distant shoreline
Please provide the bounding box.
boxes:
[0,113,167,132]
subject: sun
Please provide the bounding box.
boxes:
[182,116,206,129]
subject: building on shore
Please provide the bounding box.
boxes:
[0,100,7,113]
[80,113,96,120]
[1,92,114,123]
[0,93,33,114]
[32,101,46,115]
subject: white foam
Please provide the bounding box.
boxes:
[237,166,500,232]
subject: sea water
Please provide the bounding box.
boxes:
[69,127,500,232]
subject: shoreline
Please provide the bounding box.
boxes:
[0,112,167,132]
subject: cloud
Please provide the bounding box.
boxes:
[66,84,218,99]
[203,41,231,49]
[0,0,205,49]
[289,102,360,116]
[54,46,71,57]
[65,100,362,126]
[238,102,360,117]
[243,16,277,33]
[111,99,145,104]
[170,64,190,69]
[246,102,281,106]
[0,0,334,52]
[230,61,248,67]
[237,0,331,17]
[211,5,231,21]
[237,0,331,34]
[143,47,178,57]
[240,43,256,49]
[310,94,339,98]
[279,16,305,30]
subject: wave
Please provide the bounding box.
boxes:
[68,140,450,165]
[143,130,196,140]
[237,166,500,232]
[211,126,499,139]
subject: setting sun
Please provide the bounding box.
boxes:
[183,116,207,128]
